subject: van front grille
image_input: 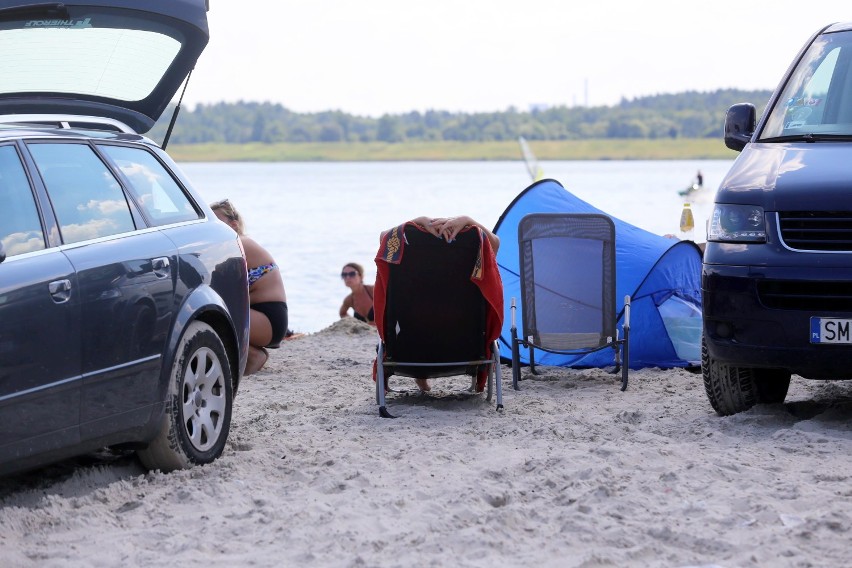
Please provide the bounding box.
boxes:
[758,280,852,311]
[779,211,852,251]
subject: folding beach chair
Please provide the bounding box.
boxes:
[510,213,630,390]
[373,222,504,418]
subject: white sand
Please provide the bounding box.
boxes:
[2,317,851,567]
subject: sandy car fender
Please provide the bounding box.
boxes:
[157,284,246,403]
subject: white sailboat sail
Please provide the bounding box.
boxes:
[518,136,544,181]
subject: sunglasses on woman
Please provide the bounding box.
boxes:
[341,271,358,279]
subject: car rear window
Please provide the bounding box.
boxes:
[0,15,180,102]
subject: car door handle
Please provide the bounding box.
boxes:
[152,257,171,279]
[48,279,72,303]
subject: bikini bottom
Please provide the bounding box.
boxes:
[251,301,288,347]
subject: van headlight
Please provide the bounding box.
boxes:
[708,204,766,242]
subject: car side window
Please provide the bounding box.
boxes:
[28,143,135,244]
[99,145,200,226]
[0,145,46,256]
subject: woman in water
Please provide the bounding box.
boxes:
[211,199,288,375]
[338,262,375,325]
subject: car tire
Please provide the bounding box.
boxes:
[702,334,759,416]
[137,320,233,472]
[701,335,791,415]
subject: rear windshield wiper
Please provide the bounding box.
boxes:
[760,133,852,143]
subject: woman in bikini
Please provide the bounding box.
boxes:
[338,262,375,326]
[211,199,288,375]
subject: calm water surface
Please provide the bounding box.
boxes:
[180,160,734,333]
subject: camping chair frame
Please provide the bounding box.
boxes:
[509,213,630,391]
[376,340,504,418]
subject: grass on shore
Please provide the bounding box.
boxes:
[167,138,738,162]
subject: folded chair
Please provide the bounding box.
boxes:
[510,213,631,390]
[373,222,504,418]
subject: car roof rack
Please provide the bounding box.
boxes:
[0,114,135,134]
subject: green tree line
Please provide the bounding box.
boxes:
[151,88,772,145]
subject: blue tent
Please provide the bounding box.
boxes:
[494,179,703,369]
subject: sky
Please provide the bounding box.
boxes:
[181,0,850,117]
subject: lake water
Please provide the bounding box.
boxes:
[180,159,734,333]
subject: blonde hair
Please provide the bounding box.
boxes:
[343,262,364,278]
[210,198,245,235]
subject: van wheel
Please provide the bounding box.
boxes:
[138,321,233,472]
[702,336,792,415]
[701,335,758,416]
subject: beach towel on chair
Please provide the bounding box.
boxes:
[373,221,503,391]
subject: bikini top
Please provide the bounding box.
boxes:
[248,262,278,285]
[353,285,375,323]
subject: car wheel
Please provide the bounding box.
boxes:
[137,321,233,472]
[701,334,758,416]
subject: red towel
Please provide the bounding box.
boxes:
[373,222,503,391]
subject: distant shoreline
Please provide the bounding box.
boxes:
[169,138,738,162]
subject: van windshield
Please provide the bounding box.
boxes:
[760,30,852,140]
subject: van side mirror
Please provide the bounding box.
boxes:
[724,103,756,152]
[0,242,5,264]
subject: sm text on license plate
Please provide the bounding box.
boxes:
[810,317,852,344]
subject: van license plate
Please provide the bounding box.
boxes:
[810,317,852,344]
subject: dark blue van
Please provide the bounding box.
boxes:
[702,22,852,415]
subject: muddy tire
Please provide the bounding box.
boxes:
[137,321,233,472]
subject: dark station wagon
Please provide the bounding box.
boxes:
[0,0,250,475]
[702,22,852,415]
